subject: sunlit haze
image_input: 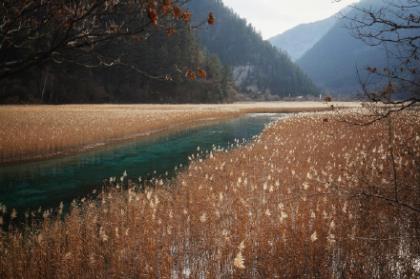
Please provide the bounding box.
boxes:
[223,0,359,39]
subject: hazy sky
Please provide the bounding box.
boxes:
[223,0,359,39]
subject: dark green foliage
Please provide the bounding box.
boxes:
[0,0,320,103]
[0,18,232,104]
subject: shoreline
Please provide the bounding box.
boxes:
[0,113,240,166]
[0,102,360,165]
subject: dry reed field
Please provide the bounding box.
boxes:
[0,102,359,163]
[0,110,418,278]
[0,104,238,163]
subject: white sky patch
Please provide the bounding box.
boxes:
[222,0,359,39]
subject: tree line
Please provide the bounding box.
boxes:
[0,0,234,103]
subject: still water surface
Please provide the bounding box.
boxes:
[0,114,284,212]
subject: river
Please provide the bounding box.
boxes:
[0,113,285,213]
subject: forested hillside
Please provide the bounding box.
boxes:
[0,0,319,104]
[0,2,233,104]
[189,0,319,99]
[1,26,232,104]
[86,28,233,104]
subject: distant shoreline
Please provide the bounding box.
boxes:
[0,102,360,165]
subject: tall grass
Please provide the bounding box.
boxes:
[1,110,417,278]
[0,102,358,163]
[0,105,239,163]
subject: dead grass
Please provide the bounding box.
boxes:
[1,110,418,278]
[0,102,359,163]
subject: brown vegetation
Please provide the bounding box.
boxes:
[0,102,359,163]
[1,110,418,278]
[0,104,237,163]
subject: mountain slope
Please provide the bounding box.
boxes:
[297,21,387,93]
[189,0,319,99]
[269,15,337,61]
[296,0,410,94]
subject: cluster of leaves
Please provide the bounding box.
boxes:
[185,68,207,80]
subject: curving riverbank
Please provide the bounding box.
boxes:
[0,114,283,212]
[0,102,359,164]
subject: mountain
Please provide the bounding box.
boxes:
[268,15,337,61]
[297,18,386,93]
[188,0,319,99]
[296,0,413,95]
[0,0,320,104]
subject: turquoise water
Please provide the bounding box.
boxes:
[0,114,283,212]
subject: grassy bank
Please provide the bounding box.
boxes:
[0,102,359,164]
[1,110,418,278]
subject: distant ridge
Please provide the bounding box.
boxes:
[297,0,391,94]
[268,15,337,61]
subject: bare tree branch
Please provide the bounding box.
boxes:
[336,0,420,113]
[0,0,209,81]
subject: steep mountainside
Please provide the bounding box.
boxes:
[269,15,337,61]
[297,21,387,93]
[296,0,411,94]
[189,0,319,99]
